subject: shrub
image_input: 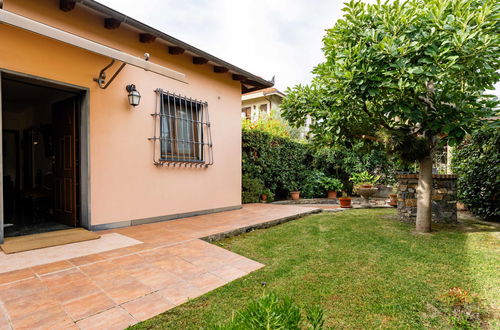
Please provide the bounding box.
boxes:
[242,175,265,204]
[311,143,398,187]
[318,177,343,192]
[451,125,500,220]
[242,128,312,200]
[211,293,324,330]
[301,170,329,199]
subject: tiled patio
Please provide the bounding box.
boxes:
[0,204,320,330]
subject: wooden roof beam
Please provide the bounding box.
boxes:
[192,57,208,65]
[139,33,156,43]
[214,66,229,73]
[232,74,246,81]
[168,46,185,55]
[104,18,121,30]
[60,0,76,12]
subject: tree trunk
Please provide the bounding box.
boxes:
[416,155,433,233]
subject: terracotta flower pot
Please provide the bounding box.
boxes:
[327,191,338,199]
[290,191,300,200]
[388,193,397,207]
[261,194,268,202]
[338,197,352,208]
[360,184,373,189]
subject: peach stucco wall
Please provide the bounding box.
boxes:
[1,0,242,225]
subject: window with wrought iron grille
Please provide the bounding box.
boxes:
[150,90,213,167]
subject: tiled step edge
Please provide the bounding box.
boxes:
[201,208,322,243]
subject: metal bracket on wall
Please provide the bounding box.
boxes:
[93,59,126,89]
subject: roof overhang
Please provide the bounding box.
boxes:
[52,0,274,93]
[0,8,187,83]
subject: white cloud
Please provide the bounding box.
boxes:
[97,0,345,91]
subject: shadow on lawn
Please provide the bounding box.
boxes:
[129,209,499,330]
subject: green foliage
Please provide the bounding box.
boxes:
[211,293,324,330]
[311,144,398,186]
[349,171,380,186]
[281,0,500,162]
[261,188,275,203]
[318,177,343,192]
[242,128,399,200]
[242,175,265,204]
[451,125,500,220]
[301,170,329,199]
[242,113,291,138]
[242,128,312,199]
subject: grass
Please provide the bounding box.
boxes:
[131,209,499,329]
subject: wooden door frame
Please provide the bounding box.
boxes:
[0,69,91,243]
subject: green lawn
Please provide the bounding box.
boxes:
[131,209,499,329]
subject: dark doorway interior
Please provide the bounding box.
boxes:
[2,77,80,237]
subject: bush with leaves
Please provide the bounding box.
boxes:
[242,175,265,204]
[451,125,499,220]
[211,293,324,330]
[242,128,312,200]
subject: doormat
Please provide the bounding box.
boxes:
[1,228,100,254]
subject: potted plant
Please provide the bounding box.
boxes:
[349,171,380,208]
[319,177,343,199]
[338,191,352,208]
[261,188,274,203]
[388,187,397,207]
[289,182,301,200]
[349,171,380,189]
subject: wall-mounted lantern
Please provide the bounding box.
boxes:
[126,84,141,107]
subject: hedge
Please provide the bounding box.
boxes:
[242,129,311,200]
[451,125,500,220]
[242,128,398,202]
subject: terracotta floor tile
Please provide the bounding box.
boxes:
[158,281,205,305]
[187,272,227,292]
[187,255,229,272]
[121,292,174,321]
[0,278,48,303]
[0,312,10,330]
[76,306,136,330]
[47,277,101,304]
[63,291,116,321]
[98,277,152,305]
[9,304,73,330]
[0,268,35,285]
[97,247,134,260]
[79,261,126,281]
[132,267,183,291]
[150,255,203,276]
[210,265,249,281]
[31,260,74,275]
[231,258,264,273]
[68,254,105,267]
[3,291,60,321]
[40,268,87,288]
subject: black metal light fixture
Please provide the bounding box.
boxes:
[126,84,141,107]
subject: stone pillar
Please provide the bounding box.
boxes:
[396,174,457,223]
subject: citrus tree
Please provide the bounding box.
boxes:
[281,0,499,232]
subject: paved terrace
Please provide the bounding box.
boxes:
[0,204,320,330]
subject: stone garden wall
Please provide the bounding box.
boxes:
[396,174,458,223]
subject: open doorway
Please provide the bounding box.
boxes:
[2,75,82,238]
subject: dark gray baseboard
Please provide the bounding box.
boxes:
[91,205,242,231]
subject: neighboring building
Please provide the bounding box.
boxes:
[241,87,312,139]
[241,88,285,121]
[0,0,272,243]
